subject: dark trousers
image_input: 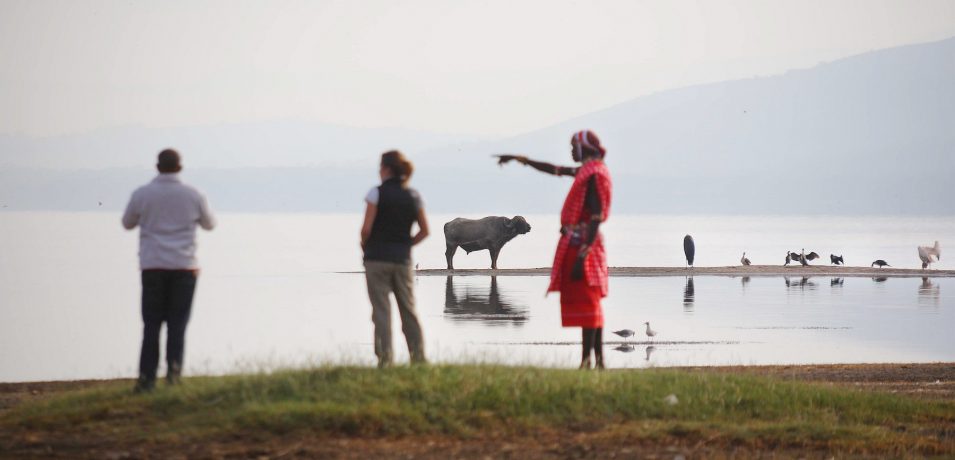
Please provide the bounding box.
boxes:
[139,270,197,381]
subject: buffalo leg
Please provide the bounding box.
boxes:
[445,244,457,270]
[489,246,501,270]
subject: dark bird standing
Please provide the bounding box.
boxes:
[683,235,695,268]
[871,260,891,268]
[830,254,844,265]
[784,251,792,266]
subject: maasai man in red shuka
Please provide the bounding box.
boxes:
[496,130,612,369]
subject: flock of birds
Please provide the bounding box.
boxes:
[682,235,942,270]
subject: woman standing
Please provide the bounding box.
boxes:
[497,130,612,369]
[361,150,429,368]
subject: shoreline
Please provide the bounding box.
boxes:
[404,265,955,277]
[2,362,952,394]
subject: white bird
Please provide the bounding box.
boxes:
[741,252,751,266]
[643,322,657,341]
[613,329,636,340]
[918,241,941,269]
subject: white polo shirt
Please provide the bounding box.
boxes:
[122,173,216,270]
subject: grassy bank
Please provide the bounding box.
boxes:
[3,365,954,457]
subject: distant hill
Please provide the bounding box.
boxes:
[413,36,955,215]
[1,37,953,214]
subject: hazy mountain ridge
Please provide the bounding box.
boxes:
[1,37,953,214]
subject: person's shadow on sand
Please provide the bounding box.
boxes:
[444,276,528,326]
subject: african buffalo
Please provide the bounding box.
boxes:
[444,216,531,269]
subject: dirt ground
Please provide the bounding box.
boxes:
[2,363,953,459]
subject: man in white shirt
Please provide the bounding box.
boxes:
[122,149,215,392]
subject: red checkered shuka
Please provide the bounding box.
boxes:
[547,160,612,296]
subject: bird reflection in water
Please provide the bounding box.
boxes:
[830,277,844,287]
[444,276,528,326]
[784,276,817,289]
[613,344,635,353]
[683,276,695,311]
[872,276,888,283]
[644,345,656,361]
[740,276,750,290]
[918,277,940,307]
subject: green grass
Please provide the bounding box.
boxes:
[4,365,954,454]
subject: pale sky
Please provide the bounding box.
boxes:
[1,0,954,138]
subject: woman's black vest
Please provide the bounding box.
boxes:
[364,178,420,264]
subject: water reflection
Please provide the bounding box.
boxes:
[785,276,817,290]
[683,277,695,311]
[830,277,844,287]
[645,345,656,361]
[872,276,888,283]
[918,277,940,307]
[613,344,635,353]
[444,276,528,326]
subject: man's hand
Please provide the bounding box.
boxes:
[494,154,528,166]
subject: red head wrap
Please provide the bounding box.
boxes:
[572,130,606,157]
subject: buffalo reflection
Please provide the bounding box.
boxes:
[918,277,940,307]
[683,276,695,311]
[444,276,528,326]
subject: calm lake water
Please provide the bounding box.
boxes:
[0,212,953,382]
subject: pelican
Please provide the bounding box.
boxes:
[918,241,941,269]
[830,254,844,265]
[740,252,751,266]
[871,260,890,268]
[683,235,695,268]
[643,322,657,342]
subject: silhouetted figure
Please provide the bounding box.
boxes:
[871,260,890,268]
[740,252,751,266]
[683,235,695,268]
[830,254,844,265]
[784,251,792,266]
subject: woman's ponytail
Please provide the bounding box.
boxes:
[381,150,414,184]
